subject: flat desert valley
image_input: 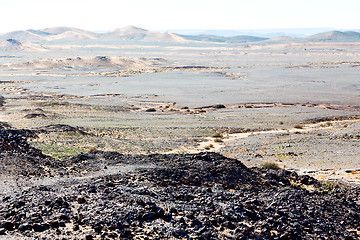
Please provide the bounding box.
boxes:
[0,26,360,239]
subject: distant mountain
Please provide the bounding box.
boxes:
[0,27,360,45]
[99,26,191,43]
[40,27,99,42]
[46,31,99,42]
[182,34,268,43]
[258,36,298,45]
[0,27,99,43]
[27,29,55,37]
[305,31,360,42]
[170,28,335,38]
[0,39,48,51]
[99,26,268,44]
[40,27,95,35]
[99,26,148,40]
[0,30,45,42]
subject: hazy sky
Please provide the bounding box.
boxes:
[0,0,359,33]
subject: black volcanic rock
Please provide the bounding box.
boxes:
[0,96,5,107]
[24,113,47,119]
[36,124,88,135]
[1,129,360,239]
[0,128,63,177]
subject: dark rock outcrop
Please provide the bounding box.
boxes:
[0,129,359,239]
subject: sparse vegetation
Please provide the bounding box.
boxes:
[88,147,97,152]
[260,162,281,170]
[214,138,223,143]
[294,124,303,129]
[320,182,342,192]
[213,104,226,109]
[204,144,214,150]
[212,132,223,138]
[34,144,83,161]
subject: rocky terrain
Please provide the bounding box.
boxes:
[0,25,359,240]
[0,96,4,107]
[0,127,360,239]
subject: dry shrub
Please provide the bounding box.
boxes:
[260,162,280,170]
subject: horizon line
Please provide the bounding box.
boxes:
[1,26,360,36]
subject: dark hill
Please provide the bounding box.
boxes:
[306,30,360,42]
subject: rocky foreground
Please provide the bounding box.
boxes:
[0,128,360,239]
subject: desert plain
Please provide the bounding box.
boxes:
[0,27,360,239]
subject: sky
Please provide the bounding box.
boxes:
[0,0,359,33]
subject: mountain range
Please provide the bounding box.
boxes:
[1,26,360,47]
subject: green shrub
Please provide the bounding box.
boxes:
[320,182,341,192]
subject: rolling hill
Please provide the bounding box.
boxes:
[0,39,48,51]
[305,31,360,42]
[40,27,99,42]
[182,34,268,43]
[0,30,46,42]
[98,26,192,43]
